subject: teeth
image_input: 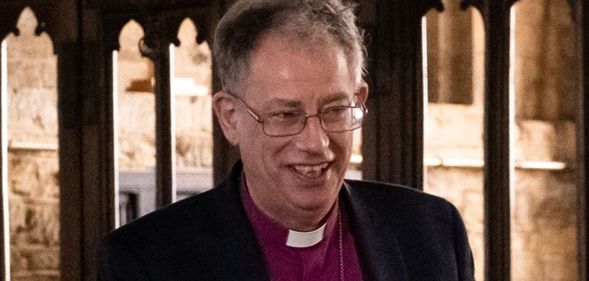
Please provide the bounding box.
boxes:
[292,163,329,174]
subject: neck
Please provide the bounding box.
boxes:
[248,185,339,232]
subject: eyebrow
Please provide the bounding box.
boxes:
[319,93,352,105]
[262,98,303,109]
[262,92,352,109]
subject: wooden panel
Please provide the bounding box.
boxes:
[461,0,517,280]
[360,0,442,189]
[88,0,214,12]
[481,8,512,280]
[211,1,240,186]
[576,0,588,279]
[150,44,177,208]
[0,4,21,42]
[57,41,84,281]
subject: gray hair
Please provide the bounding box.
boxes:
[213,0,366,93]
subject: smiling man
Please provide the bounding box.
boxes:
[97,0,475,280]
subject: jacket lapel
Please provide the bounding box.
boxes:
[209,162,408,281]
[343,182,408,281]
[210,162,271,281]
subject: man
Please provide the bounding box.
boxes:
[97,0,475,280]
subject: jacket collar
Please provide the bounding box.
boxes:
[212,161,407,281]
[212,161,271,281]
[342,182,408,281]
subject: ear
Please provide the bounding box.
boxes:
[356,81,369,106]
[212,91,240,145]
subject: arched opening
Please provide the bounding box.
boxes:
[511,0,579,279]
[172,18,214,198]
[422,2,486,280]
[5,7,60,281]
[115,20,157,226]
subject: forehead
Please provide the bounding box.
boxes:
[243,34,356,105]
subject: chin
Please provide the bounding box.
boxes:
[295,187,339,207]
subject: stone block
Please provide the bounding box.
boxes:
[462,191,484,234]
[118,93,156,135]
[175,95,213,133]
[9,157,39,196]
[541,254,576,281]
[9,195,27,235]
[425,103,483,160]
[118,60,152,93]
[118,135,156,170]
[11,247,59,272]
[512,249,544,281]
[514,170,576,228]
[516,120,576,163]
[9,151,59,198]
[425,166,483,213]
[11,272,60,281]
[463,227,484,281]
[511,168,577,281]
[8,87,59,143]
[176,135,213,169]
[10,203,60,247]
[538,226,576,256]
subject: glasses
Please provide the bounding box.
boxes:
[228,92,367,137]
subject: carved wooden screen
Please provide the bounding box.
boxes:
[0,0,589,281]
[360,0,587,280]
[86,0,589,279]
[577,1,589,280]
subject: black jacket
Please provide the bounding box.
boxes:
[97,162,475,281]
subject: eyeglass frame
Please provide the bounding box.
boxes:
[225,91,368,137]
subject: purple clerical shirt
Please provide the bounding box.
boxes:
[240,175,364,281]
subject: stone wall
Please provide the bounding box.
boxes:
[8,151,59,281]
[426,163,578,281]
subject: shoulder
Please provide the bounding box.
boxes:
[343,179,463,231]
[342,180,473,271]
[98,185,230,258]
[344,179,455,210]
[107,186,226,242]
[96,186,236,279]
[98,162,244,260]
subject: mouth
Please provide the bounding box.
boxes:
[290,162,330,179]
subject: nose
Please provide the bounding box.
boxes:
[295,116,330,152]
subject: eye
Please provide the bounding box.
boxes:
[267,110,304,123]
[322,106,349,116]
[272,110,298,118]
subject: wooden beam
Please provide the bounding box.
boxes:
[461,0,516,280]
[212,2,240,186]
[139,18,177,208]
[576,0,589,279]
[154,45,176,208]
[361,0,441,189]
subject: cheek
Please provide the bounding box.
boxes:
[331,133,353,153]
[242,134,290,165]
[237,118,266,148]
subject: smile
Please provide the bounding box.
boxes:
[291,163,330,176]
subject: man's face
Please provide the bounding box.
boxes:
[224,34,367,229]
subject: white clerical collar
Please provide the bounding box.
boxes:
[286,223,327,248]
